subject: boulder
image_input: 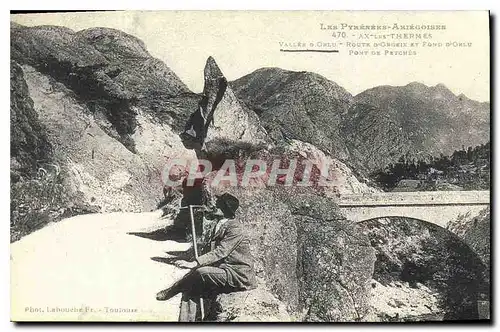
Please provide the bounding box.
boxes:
[225,187,301,312]
[212,288,292,322]
[205,185,376,321]
[293,196,376,322]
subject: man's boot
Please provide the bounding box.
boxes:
[156,287,178,301]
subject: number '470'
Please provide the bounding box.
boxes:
[332,31,347,38]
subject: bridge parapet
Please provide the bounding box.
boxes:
[337,190,490,207]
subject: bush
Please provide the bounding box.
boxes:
[10,164,98,242]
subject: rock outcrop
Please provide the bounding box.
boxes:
[181,57,269,156]
[204,185,376,321]
[284,140,377,196]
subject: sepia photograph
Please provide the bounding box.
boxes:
[9,10,490,322]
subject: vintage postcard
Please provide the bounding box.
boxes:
[10,11,490,322]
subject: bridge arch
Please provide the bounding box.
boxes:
[341,206,487,228]
[337,190,490,228]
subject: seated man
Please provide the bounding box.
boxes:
[156,193,257,321]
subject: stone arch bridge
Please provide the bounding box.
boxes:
[337,190,490,228]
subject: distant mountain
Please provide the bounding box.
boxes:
[231,68,353,160]
[233,70,490,173]
[346,82,490,171]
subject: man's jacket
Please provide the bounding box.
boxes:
[196,219,257,290]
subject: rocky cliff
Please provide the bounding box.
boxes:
[10,23,198,241]
[10,60,52,179]
[447,207,491,303]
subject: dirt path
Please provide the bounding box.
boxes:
[11,211,190,321]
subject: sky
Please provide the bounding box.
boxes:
[11,11,490,102]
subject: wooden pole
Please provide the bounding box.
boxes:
[189,205,198,258]
[188,205,204,321]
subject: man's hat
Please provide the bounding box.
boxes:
[216,193,239,219]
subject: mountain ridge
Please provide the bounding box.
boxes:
[232,68,489,173]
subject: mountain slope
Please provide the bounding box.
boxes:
[231,68,353,160]
[11,22,199,150]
